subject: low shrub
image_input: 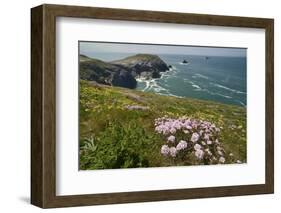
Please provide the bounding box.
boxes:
[80,120,159,169]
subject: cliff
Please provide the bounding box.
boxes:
[79,54,169,89]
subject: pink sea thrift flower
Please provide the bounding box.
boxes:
[155,125,169,135]
[176,140,188,151]
[191,132,200,143]
[204,134,210,140]
[183,130,189,134]
[217,146,223,151]
[194,144,202,151]
[170,128,176,134]
[185,125,192,130]
[218,150,224,156]
[207,140,212,145]
[161,145,170,156]
[167,135,176,143]
[195,149,204,160]
[205,148,212,156]
[156,117,224,163]
[219,157,225,163]
[169,147,177,157]
[173,121,182,130]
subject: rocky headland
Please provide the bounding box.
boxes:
[79,54,169,89]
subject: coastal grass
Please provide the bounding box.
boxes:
[79,80,246,170]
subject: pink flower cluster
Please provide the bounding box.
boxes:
[156,116,227,164]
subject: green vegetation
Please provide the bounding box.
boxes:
[79,80,246,170]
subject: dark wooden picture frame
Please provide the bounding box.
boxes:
[31,4,274,208]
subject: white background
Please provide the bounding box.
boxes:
[0,0,279,212]
[57,18,265,195]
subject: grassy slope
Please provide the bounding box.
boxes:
[79,80,246,170]
[112,54,164,64]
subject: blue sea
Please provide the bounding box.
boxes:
[85,52,247,107]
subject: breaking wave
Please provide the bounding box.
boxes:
[210,83,246,94]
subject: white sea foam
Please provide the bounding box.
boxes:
[192,74,209,80]
[135,64,245,106]
[184,79,202,91]
[136,77,154,91]
[235,100,246,106]
[157,92,184,99]
[210,83,246,94]
[204,90,232,100]
[214,93,232,99]
[179,62,190,65]
[154,86,168,93]
[137,67,179,92]
[171,66,178,70]
[136,76,170,94]
[191,84,201,90]
[159,67,177,80]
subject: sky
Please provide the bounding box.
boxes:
[79,41,247,58]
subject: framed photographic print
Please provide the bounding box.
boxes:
[31,4,274,208]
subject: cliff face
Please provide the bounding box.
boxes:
[112,54,169,79]
[79,54,169,89]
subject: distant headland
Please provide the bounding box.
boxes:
[79,54,169,89]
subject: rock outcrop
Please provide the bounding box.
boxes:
[79,54,168,89]
[112,54,169,79]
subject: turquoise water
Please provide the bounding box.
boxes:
[137,54,246,106]
[85,52,246,106]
